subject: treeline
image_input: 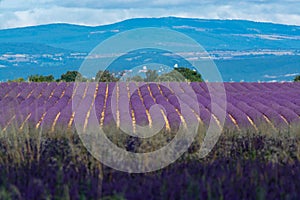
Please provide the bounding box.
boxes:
[9,67,204,82]
[10,70,300,83]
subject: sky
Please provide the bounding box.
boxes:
[1,0,300,29]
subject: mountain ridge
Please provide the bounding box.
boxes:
[1,17,300,52]
[0,17,299,82]
[2,17,300,31]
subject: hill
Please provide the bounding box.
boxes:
[0,17,300,82]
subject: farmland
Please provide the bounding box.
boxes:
[0,82,300,199]
[1,82,300,133]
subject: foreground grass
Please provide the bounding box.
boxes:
[0,124,299,199]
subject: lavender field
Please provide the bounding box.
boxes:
[0,82,300,199]
[1,82,300,133]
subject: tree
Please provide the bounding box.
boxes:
[95,70,118,82]
[60,71,83,82]
[157,70,186,82]
[29,74,54,82]
[174,67,203,82]
[294,75,300,82]
[126,75,144,82]
[9,77,26,82]
[145,70,159,82]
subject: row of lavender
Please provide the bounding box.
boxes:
[0,82,300,133]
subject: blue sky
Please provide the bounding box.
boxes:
[0,0,300,29]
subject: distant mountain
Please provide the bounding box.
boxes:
[1,17,300,52]
[0,42,72,54]
[0,17,300,82]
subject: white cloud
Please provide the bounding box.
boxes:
[264,75,278,79]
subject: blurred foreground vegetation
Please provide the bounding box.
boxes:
[0,124,299,199]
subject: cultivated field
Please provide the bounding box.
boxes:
[0,82,299,199]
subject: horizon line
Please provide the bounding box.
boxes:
[1,16,300,31]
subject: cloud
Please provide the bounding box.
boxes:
[0,0,300,29]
